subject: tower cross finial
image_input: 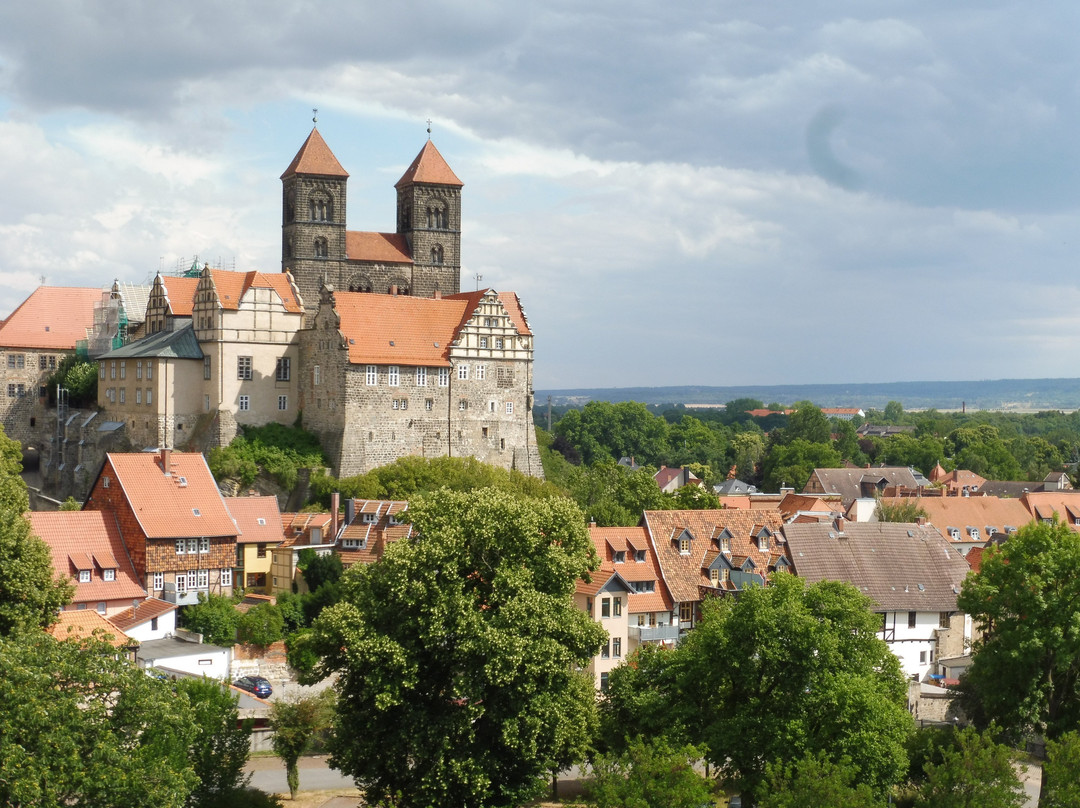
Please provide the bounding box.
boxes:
[313,108,319,125]
[426,119,432,139]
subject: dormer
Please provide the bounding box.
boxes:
[342,536,367,550]
[714,527,733,554]
[70,553,94,584]
[752,525,773,553]
[947,526,961,540]
[770,554,791,573]
[966,526,980,541]
[672,527,694,556]
[94,550,120,583]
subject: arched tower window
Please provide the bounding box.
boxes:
[426,204,447,229]
[314,237,328,259]
[388,278,411,296]
[284,189,296,223]
[347,274,373,293]
[310,192,332,222]
[431,245,444,265]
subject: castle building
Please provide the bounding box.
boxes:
[281,128,463,315]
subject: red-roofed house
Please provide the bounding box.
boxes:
[83,449,238,603]
[336,499,413,568]
[271,512,337,595]
[228,495,287,592]
[300,286,542,477]
[28,509,146,617]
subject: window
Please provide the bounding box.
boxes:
[237,356,253,380]
[136,389,142,405]
[119,388,125,404]
[197,569,209,589]
[638,614,646,626]
[362,512,377,524]
[134,360,142,380]
[939,611,951,629]
[394,398,408,410]
[908,611,917,629]
[495,338,504,350]
[6,355,13,369]
[586,597,593,616]
[151,616,159,631]
[710,568,719,585]
[15,355,23,369]
[110,361,116,379]
[458,364,469,380]
[275,395,287,411]
[187,538,199,554]
[438,368,449,387]
[78,569,91,583]
[220,568,232,587]
[431,244,444,265]
[99,364,105,380]
[505,402,514,414]
[97,602,107,615]
[388,366,400,386]
[49,355,55,370]
[601,598,610,618]
[722,567,730,582]
[613,597,622,617]
[5,384,13,398]
[146,362,153,380]
[275,357,290,381]
[187,570,198,590]
[103,568,115,582]
[679,537,690,555]
[920,650,927,664]
[153,572,163,591]
[601,640,610,659]
[200,537,210,553]
[176,573,187,593]
[257,543,267,559]
[425,399,434,411]
[314,237,328,258]
[613,637,621,657]
[479,337,488,349]
[475,364,485,381]
[458,399,468,411]
[613,551,625,563]
[146,388,153,405]
[205,394,210,411]
[416,367,427,386]
[239,395,250,411]
[119,361,126,380]
[679,603,693,623]
[39,355,47,370]
[600,672,610,692]
[496,366,514,387]
[721,535,731,553]
[367,365,378,386]
[758,534,769,552]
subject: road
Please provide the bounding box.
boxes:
[245,755,355,793]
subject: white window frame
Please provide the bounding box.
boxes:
[186,570,198,590]
[176,539,186,555]
[314,365,321,386]
[153,572,164,591]
[388,365,400,387]
[187,538,199,554]
[366,365,378,386]
[136,361,143,380]
[238,395,250,411]
[415,367,427,386]
[103,568,115,582]
[199,537,210,554]
[278,395,288,411]
[457,364,469,381]
[197,569,209,589]
[78,569,91,583]
[146,388,153,405]
[119,388,126,404]
[146,362,153,380]
[135,389,142,405]
[475,364,486,381]
[220,568,232,587]
[505,401,513,414]
[176,573,187,593]
[438,368,449,387]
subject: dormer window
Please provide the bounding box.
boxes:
[710,568,719,585]
[78,569,91,583]
[679,537,690,555]
[343,538,364,550]
[635,549,646,562]
[362,513,377,524]
[613,550,626,563]
[948,527,961,540]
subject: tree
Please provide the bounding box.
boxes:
[762,438,842,492]
[0,631,197,806]
[297,548,343,591]
[586,737,714,808]
[884,401,904,423]
[731,429,766,483]
[759,751,881,808]
[912,726,1025,808]
[1044,731,1080,808]
[875,499,928,523]
[670,484,720,510]
[236,602,285,647]
[269,691,334,800]
[304,489,607,808]
[180,593,239,646]
[676,574,910,802]
[59,496,82,511]
[0,426,73,636]
[956,518,1080,804]
[784,401,832,445]
[175,677,252,808]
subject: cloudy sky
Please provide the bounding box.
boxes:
[0,2,1077,390]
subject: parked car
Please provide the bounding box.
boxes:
[233,675,273,698]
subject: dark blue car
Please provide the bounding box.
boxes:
[233,675,273,698]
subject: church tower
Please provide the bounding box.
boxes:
[395,140,463,297]
[280,127,349,310]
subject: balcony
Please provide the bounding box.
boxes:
[628,624,681,643]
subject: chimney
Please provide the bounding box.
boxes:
[835,516,846,534]
[390,285,398,296]
[433,289,442,300]
[345,497,356,526]
[160,447,172,476]
[916,516,927,526]
[331,492,340,539]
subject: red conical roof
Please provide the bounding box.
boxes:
[281,128,349,179]
[395,140,463,188]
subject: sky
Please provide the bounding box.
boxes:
[0,2,1078,390]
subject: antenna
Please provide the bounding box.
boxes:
[473,272,483,291]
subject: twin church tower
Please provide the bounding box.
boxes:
[280,127,464,312]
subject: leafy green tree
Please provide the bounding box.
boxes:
[175,677,252,808]
[762,438,842,492]
[722,398,765,426]
[44,354,98,406]
[180,593,239,646]
[946,425,1021,480]
[884,401,904,423]
[59,496,82,511]
[670,484,721,510]
[0,427,73,636]
[677,574,909,802]
[833,419,867,465]
[783,401,833,445]
[667,415,729,469]
[297,548,343,591]
[956,519,1080,804]
[586,737,714,808]
[236,603,285,647]
[0,631,197,806]
[208,422,327,490]
[879,434,945,476]
[567,460,668,526]
[912,726,1024,808]
[759,751,881,808]
[1044,731,1080,808]
[875,499,928,523]
[269,691,334,800]
[304,489,607,808]
[555,401,671,466]
[731,430,766,483]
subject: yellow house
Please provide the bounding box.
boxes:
[228,495,287,593]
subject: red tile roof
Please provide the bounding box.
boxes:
[227,496,286,544]
[49,610,133,648]
[338,500,412,567]
[395,140,463,188]
[209,270,304,314]
[881,495,1031,540]
[345,231,413,264]
[588,525,673,614]
[497,292,533,337]
[108,597,177,631]
[104,452,238,539]
[281,127,349,179]
[161,277,199,317]
[0,286,102,350]
[1020,491,1080,531]
[28,510,145,604]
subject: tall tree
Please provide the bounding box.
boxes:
[269,692,334,800]
[0,426,72,636]
[1043,731,1080,808]
[586,737,714,808]
[304,489,607,808]
[759,751,881,808]
[0,631,197,806]
[912,726,1025,808]
[956,518,1080,804]
[762,438,842,492]
[784,401,833,445]
[175,677,253,808]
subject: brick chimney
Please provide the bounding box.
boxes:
[160,447,172,475]
[433,289,442,299]
[390,285,398,296]
[331,492,340,540]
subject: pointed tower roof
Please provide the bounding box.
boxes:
[281,128,349,179]
[395,140,463,188]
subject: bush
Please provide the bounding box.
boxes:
[207,423,326,489]
[180,593,240,646]
[236,603,285,647]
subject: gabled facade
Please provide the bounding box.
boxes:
[83,449,238,603]
[336,499,412,567]
[228,495,287,592]
[271,512,336,595]
[28,509,146,617]
[803,466,921,508]
[107,597,178,643]
[299,285,542,477]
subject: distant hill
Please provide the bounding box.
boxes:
[536,378,1080,412]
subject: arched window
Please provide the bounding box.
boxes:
[309,193,331,222]
[347,274,373,293]
[426,205,447,229]
[431,244,444,265]
[285,189,296,223]
[388,278,411,296]
[314,237,328,259]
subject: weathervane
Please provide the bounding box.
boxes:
[313,108,319,125]
[426,119,432,139]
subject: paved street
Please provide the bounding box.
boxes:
[245,755,355,794]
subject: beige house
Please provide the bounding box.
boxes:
[97,266,305,448]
